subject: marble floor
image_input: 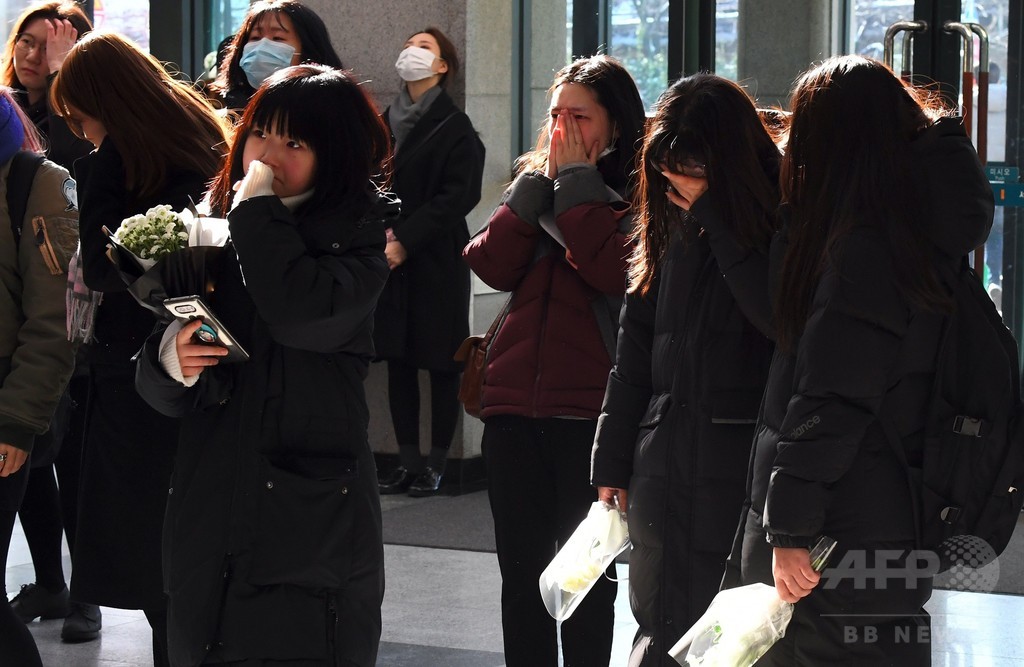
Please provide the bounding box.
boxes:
[6,495,1024,666]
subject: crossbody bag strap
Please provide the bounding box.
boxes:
[393,112,458,172]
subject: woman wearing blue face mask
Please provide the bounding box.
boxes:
[210,0,342,113]
[374,27,485,497]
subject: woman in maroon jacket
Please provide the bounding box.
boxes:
[463,54,644,667]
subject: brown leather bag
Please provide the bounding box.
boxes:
[453,295,512,418]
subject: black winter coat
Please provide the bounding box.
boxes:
[735,118,993,665]
[71,139,208,610]
[76,139,212,364]
[592,193,774,665]
[136,193,394,666]
[373,89,485,371]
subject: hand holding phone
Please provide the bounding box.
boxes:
[175,319,230,378]
[164,296,250,364]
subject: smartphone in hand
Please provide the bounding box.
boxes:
[163,296,250,363]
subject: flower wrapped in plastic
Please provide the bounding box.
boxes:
[668,536,837,667]
[538,500,630,621]
[104,204,231,319]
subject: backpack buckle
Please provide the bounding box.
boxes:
[952,415,983,437]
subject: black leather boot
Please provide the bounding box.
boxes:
[378,466,416,494]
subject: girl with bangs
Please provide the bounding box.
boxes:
[49,31,228,661]
[136,64,395,666]
[590,73,780,665]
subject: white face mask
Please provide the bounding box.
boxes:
[395,46,437,82]
[240,38,296,89]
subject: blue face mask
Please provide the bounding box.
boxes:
[239,38,297,89]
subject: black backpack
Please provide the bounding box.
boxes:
[887,259,1024,559]
[7,150,46,243]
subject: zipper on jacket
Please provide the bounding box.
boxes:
[659,255,713,634]
[530,260,554,418]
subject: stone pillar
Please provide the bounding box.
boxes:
[303,0,512,490]
[737,0,837,108]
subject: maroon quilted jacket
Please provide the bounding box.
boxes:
[463,166,631,419]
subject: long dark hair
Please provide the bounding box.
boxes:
[213,0,342,102]
[208,65,391,218]
[50,32,228,197]
[775,55,949,352]
[630,73,781,295]
[1,1,92,89]
[517,55,646,193]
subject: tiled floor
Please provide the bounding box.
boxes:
[7,495,1024,666]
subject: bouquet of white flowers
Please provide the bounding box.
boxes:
[668,536,836,667]
[538,500,630,621]
[104,203,231,318]
[108,205,190,270]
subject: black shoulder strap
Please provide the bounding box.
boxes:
[7,151,46,243]
[394,112,458,172]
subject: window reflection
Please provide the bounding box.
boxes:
[609,0,669,110]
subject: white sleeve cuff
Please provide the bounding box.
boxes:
[159,321,200,387]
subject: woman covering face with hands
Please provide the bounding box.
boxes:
[463,54,644,667]
[544,81,615,178]
[590,73,781,666]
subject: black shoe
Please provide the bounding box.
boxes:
[378,466,416,494]
[61,602,102,643]
[10,583,71,623]
[408,467,443,497]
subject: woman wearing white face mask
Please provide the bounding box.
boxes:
[374,27,485,497]
[209,0,342,113]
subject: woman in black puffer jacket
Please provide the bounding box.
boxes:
[735,56,993,666]
[136,65,393,667]
[591,73,780,666]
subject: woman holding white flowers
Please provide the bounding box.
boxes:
[50,32,228,665]
[590,74,780,665]
[136,64,393,665]
[737,56,992,665]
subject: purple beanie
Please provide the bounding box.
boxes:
[0,94,26,165]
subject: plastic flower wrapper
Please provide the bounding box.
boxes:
[538,500,630,621]
[668,536,837,667]
[103,203,231,319]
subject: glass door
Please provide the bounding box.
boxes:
[849,1,1022,348]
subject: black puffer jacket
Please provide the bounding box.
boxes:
[736,118,993,636]
[136,192,395,666]
[591,192,775,665]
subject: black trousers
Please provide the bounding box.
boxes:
[17,374,88,592]
[1,467,43,667]
[482,415,616,667]
[386,359,460,453]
